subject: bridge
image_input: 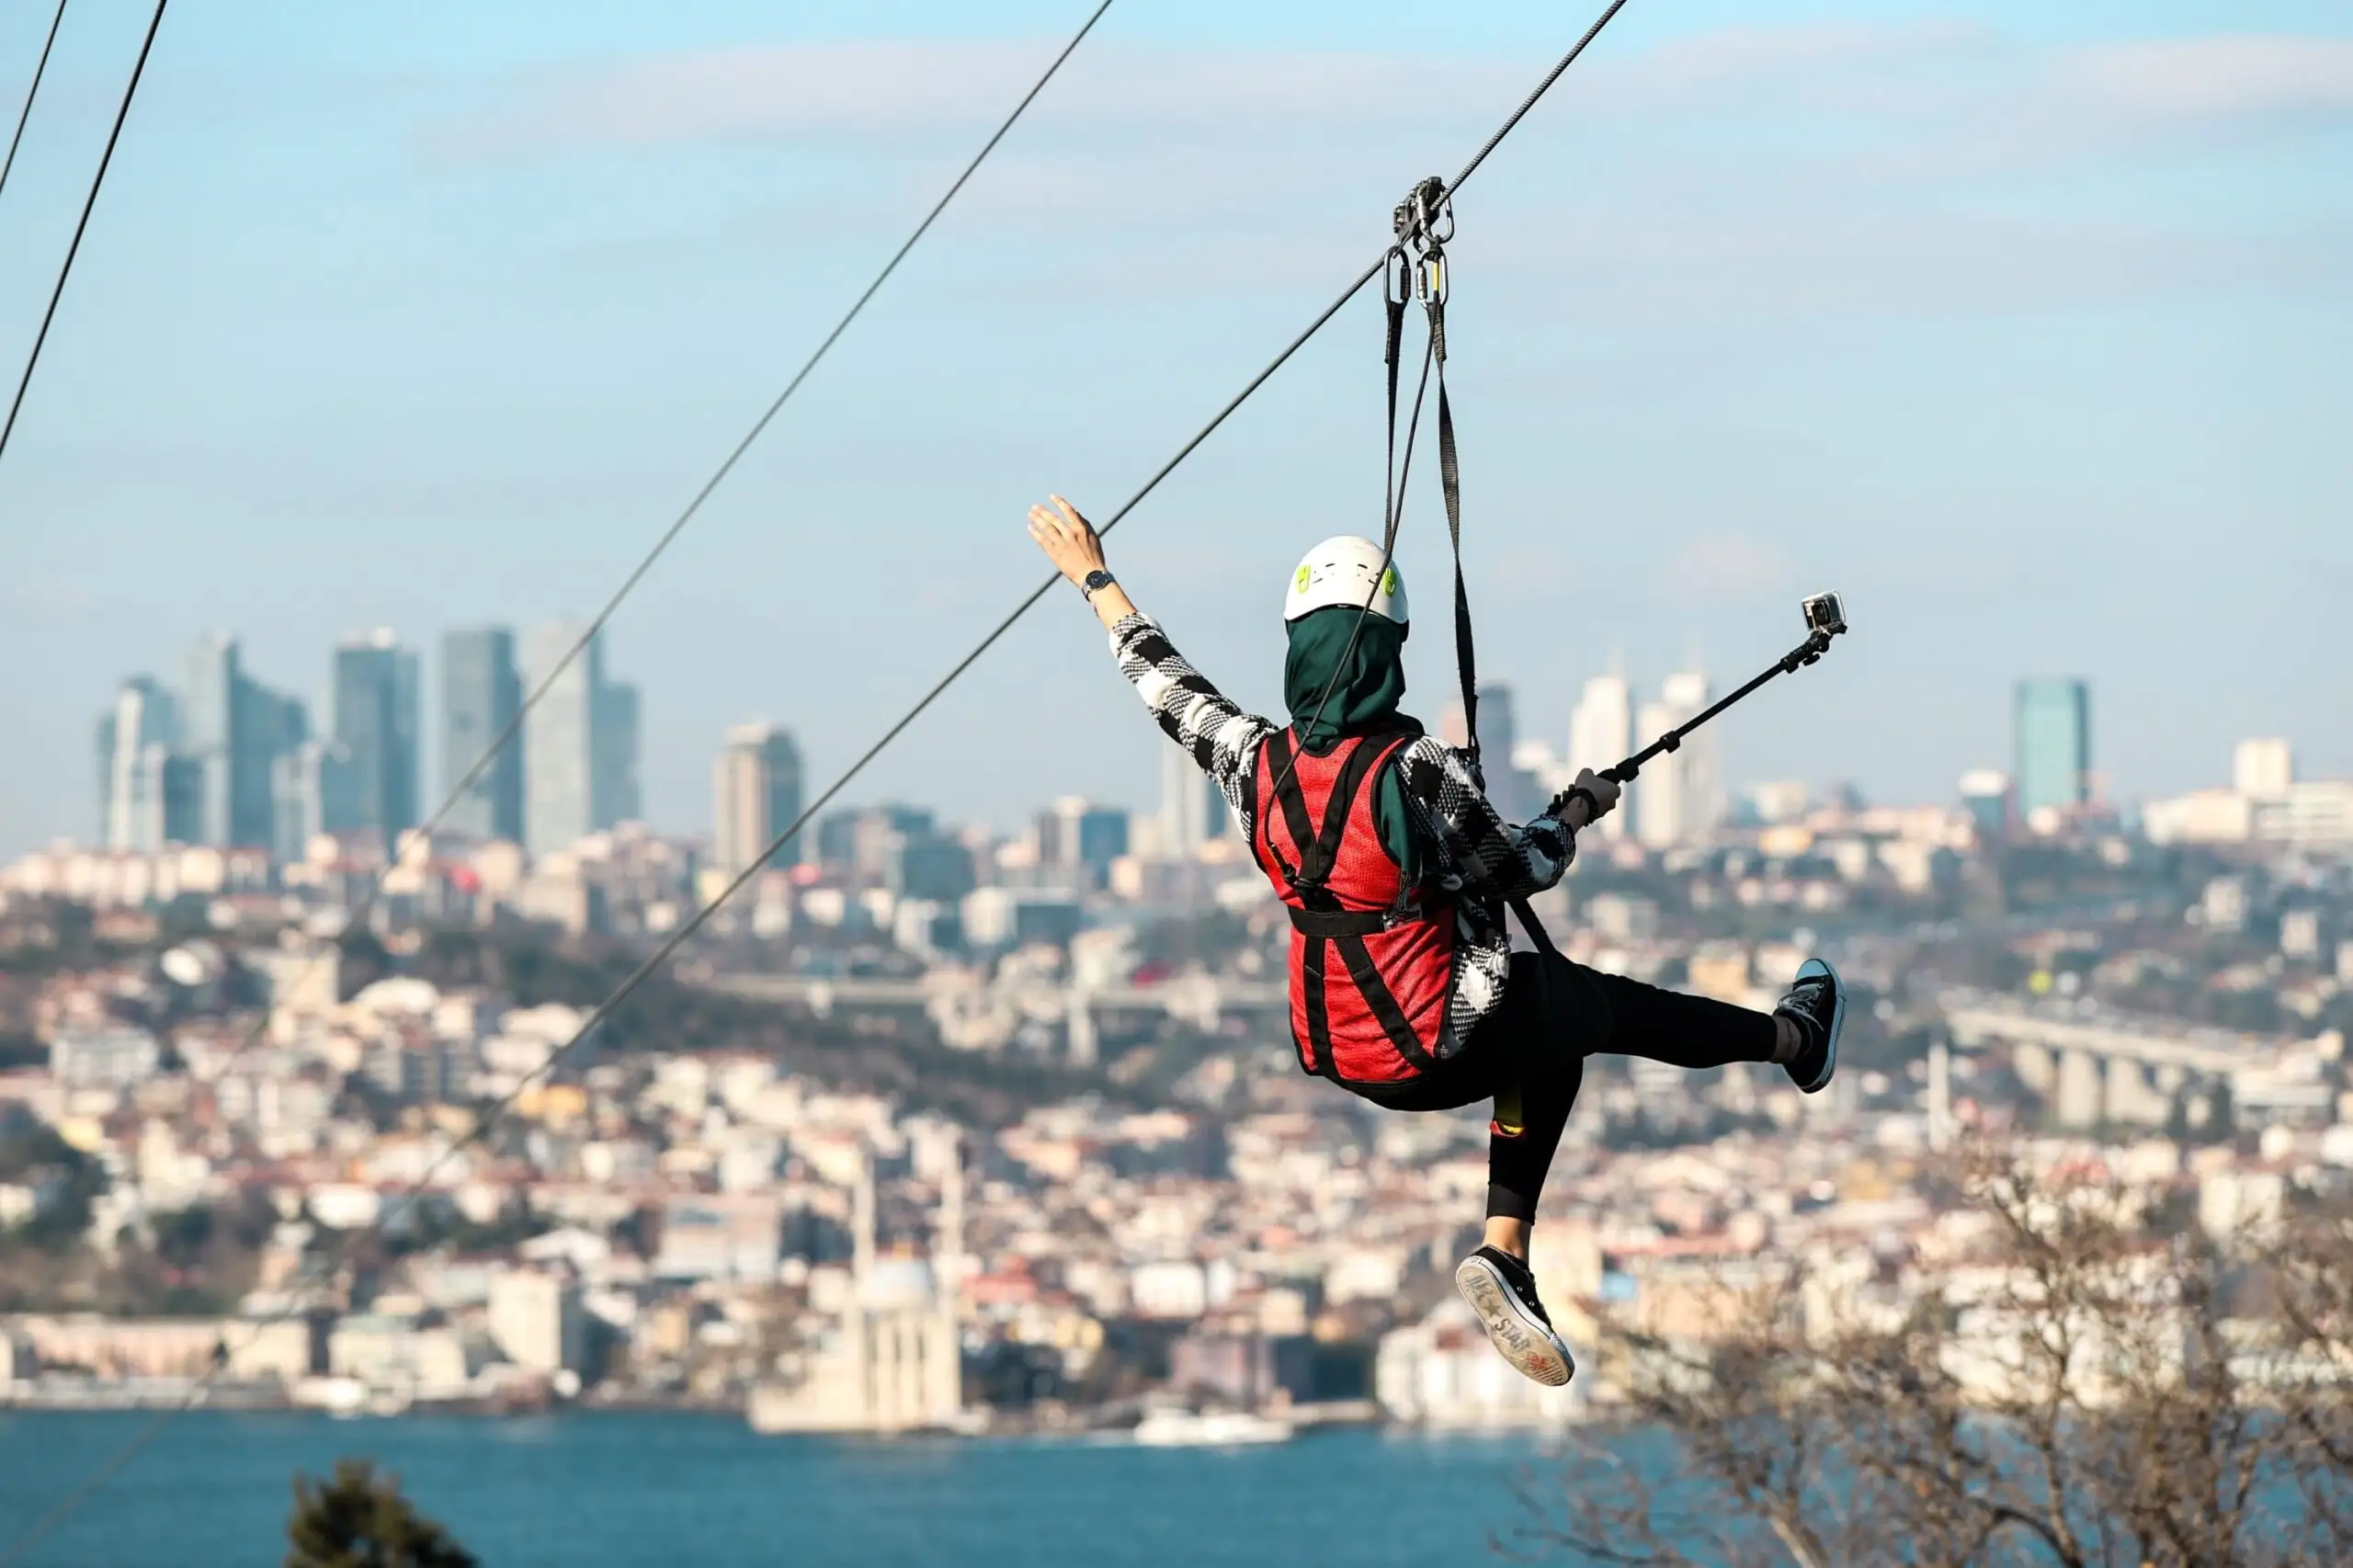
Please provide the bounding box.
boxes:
[1940,993,2325,1131]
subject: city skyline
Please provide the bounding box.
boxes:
[1,0,2347,1543]
[46,615,2353,861]
[2,3,2345,858]
[76,622,644,861]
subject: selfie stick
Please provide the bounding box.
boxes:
[1604,592,1849,785]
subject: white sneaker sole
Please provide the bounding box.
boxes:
[1454,1256,1574,1388]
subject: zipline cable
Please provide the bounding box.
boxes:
[472,0,1641,1203]
[1199,0,1638,846]
[388,0,1636,1295]
[0,0,72,204]
[412,0,1119,881]
[0,7,1114,1563]
[1,1,1633,1556]
[572,0,1643,1159]
[0,0,165,472]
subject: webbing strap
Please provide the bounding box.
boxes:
[1383,287,1406,555]
[1336,933,1439,1075]
[1426,281,1549,961]
[1509,895,1560,958]
[1436,350,1479,780]
[1261,730,1322,903]
[1300,934,1339,1080]
[1300,733,1394,892]
[1288,907,1393,937]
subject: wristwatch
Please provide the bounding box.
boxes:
[1081,569,1117,601]
[1549,785,1599,823]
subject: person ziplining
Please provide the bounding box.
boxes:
[1026,504,1845,1386]
[1020,171,1851,1388]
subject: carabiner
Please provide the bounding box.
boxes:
[1414,248,1448,306]
[1384,244,1413,307]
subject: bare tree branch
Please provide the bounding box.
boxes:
[1504,1142,2353,1568]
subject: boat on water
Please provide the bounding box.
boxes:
[1131,1409,1295,1448]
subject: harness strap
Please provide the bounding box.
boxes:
[1286,907,1394,937]
[1508,895,1560,958]
[1298,732,1395,892]
[1262,728,1434,1084]
[1335,933,1438,1075]
[1436,341,1479,780]
[1383,279,1406,556]
[1299,928,1339,1081]
[1261,730,1328,906]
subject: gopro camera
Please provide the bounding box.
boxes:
[1802,592,1847,637]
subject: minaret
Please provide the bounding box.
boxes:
[1927,1036,1953,1153]
[1066,988,1098,1068]
[938,1131,963,1304]
[849,1142,878,1426]
[852,1144,876,1287]
[929,1131,965,1425]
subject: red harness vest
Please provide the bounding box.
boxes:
[1251,727,1454,1086]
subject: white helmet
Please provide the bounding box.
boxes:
[1283,536,1409,626]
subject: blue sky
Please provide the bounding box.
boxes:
[1,0,2347,853]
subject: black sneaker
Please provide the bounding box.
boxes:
[1454,1245,1575,1387]
[1775,957,1844,1095]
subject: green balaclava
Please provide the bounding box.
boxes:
[1283,605,1411,749]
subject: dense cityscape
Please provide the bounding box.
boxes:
[2,622,2348,1440]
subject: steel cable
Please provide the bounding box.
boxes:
[0,0,71,204]
[0,0,165,471]
[2,0,1634,1555]
[349,0,1643,1315]
[0,6,1113,1562]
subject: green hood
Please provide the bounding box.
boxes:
[1284,606,1412,749]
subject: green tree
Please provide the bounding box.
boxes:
[284,1459,477,1568]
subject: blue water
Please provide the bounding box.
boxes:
[0,1414,1558,1567]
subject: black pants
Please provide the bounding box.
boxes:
[1355,950,1779,1223]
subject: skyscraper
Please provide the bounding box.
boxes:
[1635,671,1720,849]
[1959,768,2011,842]
[1473,682,1543,823]
[391,644,421,836]
[325,631,420,846]
[441,628,524,842]
[181,634,244,847]
[1568,674,1632,841]
[594,679,642,828]
[103,647,301,853]
[714,723,804,877]
[2233,738,2292,798]
[1077,807,1130,885]
[523,623,600,857]
[1159,740,1223,859]
[96,678,180,850]
[273,740,336,862]
[238,680,309,846]
[2013,678,2091,824]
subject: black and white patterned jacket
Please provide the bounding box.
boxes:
[1108,612,1574,1051]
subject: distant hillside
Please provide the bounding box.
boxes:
[398,929,1123,1129]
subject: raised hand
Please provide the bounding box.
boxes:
[1026,494,1107,589]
